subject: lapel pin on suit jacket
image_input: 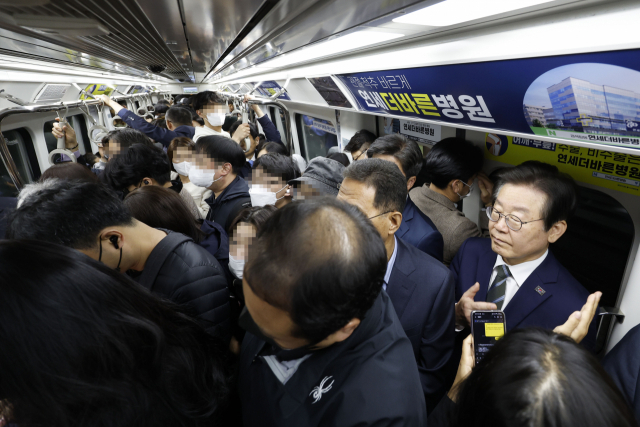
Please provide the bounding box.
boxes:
[535,286,546,296]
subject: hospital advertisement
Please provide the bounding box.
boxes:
[336,49,640,151]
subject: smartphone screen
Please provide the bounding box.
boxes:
[471,310,506,364]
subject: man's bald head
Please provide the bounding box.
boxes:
[244,197,387,343]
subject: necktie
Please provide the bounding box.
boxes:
[486,264,511,310]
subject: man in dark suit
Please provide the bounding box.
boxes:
[603,323,640,421]
[451,161,597,351]
[338,158,455,412]
[368,134,444,261]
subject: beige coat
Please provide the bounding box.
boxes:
[409,185,488,265]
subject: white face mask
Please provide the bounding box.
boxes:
[455,180,473,201]
[249,184,288,207]
[206,113,226,127]
[228,255,245,280]
[188,166,224,188]
[173,161,193,177]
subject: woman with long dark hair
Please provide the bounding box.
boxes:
[0,240,230,427]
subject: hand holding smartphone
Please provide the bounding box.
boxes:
[470,310,506,364]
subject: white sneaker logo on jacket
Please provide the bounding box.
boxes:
[310,376,334,404]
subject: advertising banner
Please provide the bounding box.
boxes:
[485,133,640,196]
[80,84,114,100]
[252,81,291,100]
[335,49,640,150]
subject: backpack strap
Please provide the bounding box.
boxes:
[138,230,192,291]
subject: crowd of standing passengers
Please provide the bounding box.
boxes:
[0,90,639,427]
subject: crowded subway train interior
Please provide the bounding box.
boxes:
[0,0,639,425]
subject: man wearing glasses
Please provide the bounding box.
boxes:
[450,161,597,351]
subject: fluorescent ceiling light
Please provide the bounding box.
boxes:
[393,0,556,26]
[261,30,404,68]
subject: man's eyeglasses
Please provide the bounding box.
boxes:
[486,206,544,231]
[369,211,391,220]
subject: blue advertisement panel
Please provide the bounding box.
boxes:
[253,80,291,100]
[335,49,640,150]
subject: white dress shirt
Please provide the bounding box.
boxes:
[489,250,549,309]
[383,236,398,291]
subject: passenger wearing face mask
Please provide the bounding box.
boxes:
[250,153,300,209]
[226,205,277,352]
[101,144,202,219]
[190,135,252,232]
[168,136,212,217]
[191,91,234,142]
[410,138,493,265]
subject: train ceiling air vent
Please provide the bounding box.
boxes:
[12,15,109,37]
[34,84,70,103]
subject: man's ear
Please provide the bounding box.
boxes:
[319,318,361,347]
[407,176,417,191]
[388,211,403,235]
[548,220,568,243]
[196,110,203,118]
[221,162,233,176]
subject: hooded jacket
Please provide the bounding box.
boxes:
[132,230,230,340]
[204,175,251,232]
[238,291,427,427]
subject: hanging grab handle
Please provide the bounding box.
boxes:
[48,105,77,165]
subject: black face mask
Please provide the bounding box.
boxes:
[238,307,317,362]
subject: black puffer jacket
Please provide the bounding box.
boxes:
[133,230,230,340]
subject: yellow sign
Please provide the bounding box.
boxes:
[485,323,505,338]
[80,84,114,100]
[485,133,640,196]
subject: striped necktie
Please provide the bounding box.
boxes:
[486,264,511,310]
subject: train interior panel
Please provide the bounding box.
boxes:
[0,0,639,422]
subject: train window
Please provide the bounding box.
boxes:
[550,186,634,309]
[295,114,338,160]
[70,114,91,155]
[0,128,38,196]
[269,106,288,147]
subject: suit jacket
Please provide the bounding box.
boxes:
[450,237,597,351]
[409,185,488,265]
[603,323,640,421]
[388,237,456,413]
[398,197,444,262]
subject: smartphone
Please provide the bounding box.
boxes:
[470,310,506,364]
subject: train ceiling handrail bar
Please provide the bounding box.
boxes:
[0,90,170,191]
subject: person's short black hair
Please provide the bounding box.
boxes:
[256,141,289,157]
[192,91,227,111]
[367,134,423,179]
[344,129,377,153]
[165,106,193,127]
[195,135,247,174]
[492,161,578,231]
[244,197,387,344]
[253,153,301,182]
[453,328,637,427]
[343,158,407,214]
[229,121,259,139]
[153,104,169,116]
[102,128,154,149]
[326,152,350,167]
[101,144,171,191]
[6,180,133,249]
[156,98,171,106]
[222,115,238,132]
[424,137,484,189]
